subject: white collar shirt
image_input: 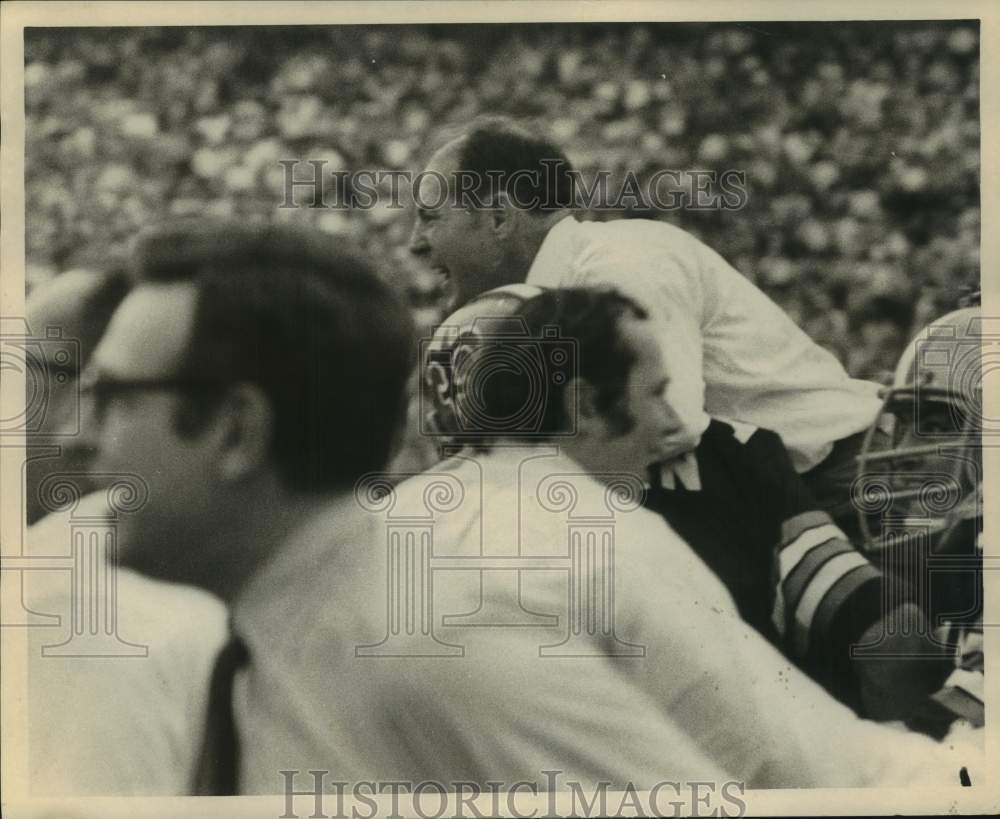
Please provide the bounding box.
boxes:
[24,492,228,796]
[526,216,883,472]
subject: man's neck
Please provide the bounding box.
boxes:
[511,211,573,280]
[562,439,693,486]
[557,439,623,481]
[207,485,349,605]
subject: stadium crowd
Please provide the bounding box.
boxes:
[18,21,986,799]
[25,21,979,378]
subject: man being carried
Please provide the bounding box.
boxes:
[408,117,884,537]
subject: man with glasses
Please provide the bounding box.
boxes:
[22,268,227,795]
[80,220,416,793]
[24,268,129,526]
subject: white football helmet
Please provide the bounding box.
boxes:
[854,306,983,552]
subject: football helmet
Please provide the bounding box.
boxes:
[854,305,983,550]
[420,283,548,443]
[855,304,987,736]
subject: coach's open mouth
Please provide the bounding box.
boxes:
[433,265,459,311]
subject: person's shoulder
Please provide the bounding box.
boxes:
[27,495,227,650]
[569,218,714,287]
[118,571,227,638]
[26,491,107,548]
[700,420,808,508]
[390,452,479,505]
[611,501,742,627]
[616,499,698,566]
[581,216,697,243]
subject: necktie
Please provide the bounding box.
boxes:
[192,630,250,795]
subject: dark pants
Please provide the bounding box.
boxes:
[801,427,891,544]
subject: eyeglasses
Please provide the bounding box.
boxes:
[80,371,228,420]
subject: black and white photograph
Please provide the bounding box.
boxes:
[0,1,995,817]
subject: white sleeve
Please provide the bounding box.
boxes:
[572,236,709,443]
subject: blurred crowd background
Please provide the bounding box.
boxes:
[25,21,979,382]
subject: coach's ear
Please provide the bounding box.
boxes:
[215,382,274,482]
[563,376,600,435]
[489,191,517,239]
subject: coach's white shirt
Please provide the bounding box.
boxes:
[526,216,882,472]
[25,492,228,795]
[231,447,977,792]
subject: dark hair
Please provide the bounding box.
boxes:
[73,268,132,369]
[452,116,576,212]
[463,288,648,442]
[130,220,416,491]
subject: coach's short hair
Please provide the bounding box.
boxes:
[466,287,648,441]
[130,220,415,491]
[452,116,576,212]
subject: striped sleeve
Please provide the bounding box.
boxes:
[771,510,908,687]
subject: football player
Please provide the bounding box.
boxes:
[854,305,985,736]
[421,285,967,727]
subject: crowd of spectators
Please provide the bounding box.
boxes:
[25,22,980,380]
